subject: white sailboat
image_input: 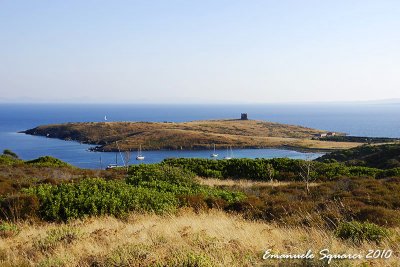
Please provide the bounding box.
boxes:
[136,145,145,160]
[210,144,218,158]
[106,150,120,169]
[224,146,234,160]
[106,141,124,169]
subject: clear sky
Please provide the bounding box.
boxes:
[0,0,399,103]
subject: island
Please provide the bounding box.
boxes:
[22,119,363,152]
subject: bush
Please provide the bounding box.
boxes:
[0,194,40,222]
[127,164,196,186]
[127,165,245,204]
[2,149,19,159]
[162,158,389,181]
[355,207,400,227]
[26,156,73,168]
[0,154,21,165]
[25,178,178,221]
[0,222,20,238]
[335,221,389,244]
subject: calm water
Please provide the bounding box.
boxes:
[0,103,399,169]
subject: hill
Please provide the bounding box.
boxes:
[316,143,400,169]
[23,119,360,151]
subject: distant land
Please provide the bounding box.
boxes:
[316,143,400,169]
[23,119,363,152]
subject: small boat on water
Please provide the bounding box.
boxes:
[106,163,118,170]
[136,145,145,160]
[106,152,122,169]
[224,146,234,160]
[210,144,218,158]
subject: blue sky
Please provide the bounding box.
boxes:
[0,0,399,103]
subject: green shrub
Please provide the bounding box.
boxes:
[2,149,19,159]
[162,158,388,181]
[26,156,73,168]
[0,154,21,165]
[0,222,20,238]
[379,168,400,178]
[335,221,389,244]
[202,169,223,178]
[127,164,196,186]
[25,178,178,221]
[127,165,245,204]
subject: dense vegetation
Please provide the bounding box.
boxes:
[25,178,178,221]
[162,157,400,181]
[317,135,400,143]
[22,165,244,222]
[0,151,244,222]
[317,143,400,169]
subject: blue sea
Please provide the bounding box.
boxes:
[0,103,399,169]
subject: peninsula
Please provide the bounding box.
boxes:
[23,119,361,152]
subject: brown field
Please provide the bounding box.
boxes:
[1,210,398,267]
[24,119,361,151]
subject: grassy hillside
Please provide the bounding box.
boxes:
[316,143,400,169]
[23,119,360,151]
[1,210,399,267]
[1,150,400,266]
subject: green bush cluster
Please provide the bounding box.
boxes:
[23,165,244,221]
[161,158,398,181]
[0,221,20,238]
[25,178,177,221]
[127,164,244,203]
[335,221,389,244]
[25,156,73,168]
[2,149,19,159]
[0,154,21,165]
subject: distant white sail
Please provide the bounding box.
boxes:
[104,115,107,121]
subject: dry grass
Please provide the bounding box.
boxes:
[25,119,361,151]
[0,210,398,266]
[196,177,319,188]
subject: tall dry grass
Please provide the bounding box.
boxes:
[0,209,398,266]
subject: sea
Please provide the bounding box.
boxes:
[0,103,399,169]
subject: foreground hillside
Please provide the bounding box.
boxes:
[23,119,360,151]
[1,150,400,266]
[317,143,400,169]
[1,210,399,267]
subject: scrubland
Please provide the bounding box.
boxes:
[1,149,400,266]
